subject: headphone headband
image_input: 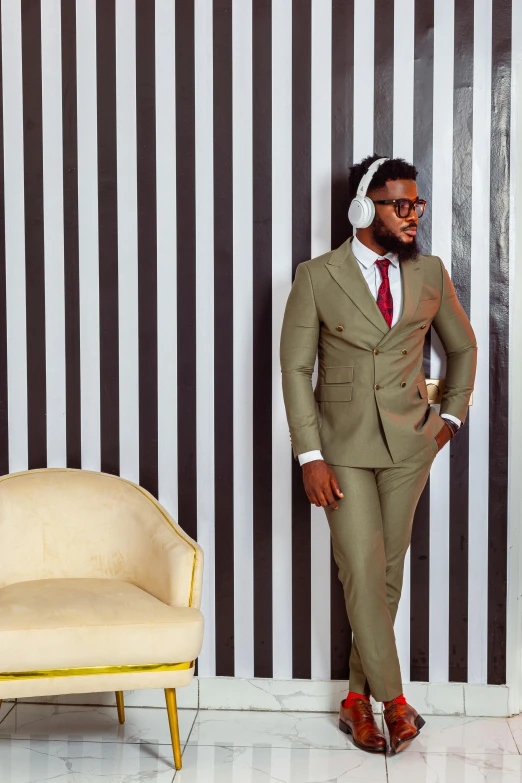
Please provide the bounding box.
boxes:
[356,157,389,198]
[348,157,390,230]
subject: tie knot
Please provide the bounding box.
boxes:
[376,258,391,278]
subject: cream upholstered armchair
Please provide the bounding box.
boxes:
[0,468,204,770]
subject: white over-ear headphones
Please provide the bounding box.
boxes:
[348,157,389,229]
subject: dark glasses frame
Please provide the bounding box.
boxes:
[371,198,427,219]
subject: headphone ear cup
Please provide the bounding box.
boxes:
[358,197,375,229]
[348,197,365,228]
[348,196,375,229]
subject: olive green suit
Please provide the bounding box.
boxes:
[280,237,477,700]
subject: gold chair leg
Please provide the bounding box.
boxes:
[115,691,125,724]
[165,688,182,770]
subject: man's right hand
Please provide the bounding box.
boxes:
[302,460,344,509]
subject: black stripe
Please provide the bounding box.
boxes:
[373,0,394,157]
[0,0,7,477]
[175,0,197,543]
[136,0,158,497]
[413,0,434,254]
[96,0,119,476]
[21,0,46,469]
[410,0,434,682]
[448,0,473,683]
[61,0,81,469]
[253,0,273,678]
[488,0,511,685]
[213,0,234,676]
[330,0,354,680]
[292,0,312,680]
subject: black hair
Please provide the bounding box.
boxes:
[348,154,418,204]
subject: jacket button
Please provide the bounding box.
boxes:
[401,349,408,355]
[373,348,380,355]
[374,384,381,391]
[420,324,427,329]
[400,382,407,388]
[336,325,344,332]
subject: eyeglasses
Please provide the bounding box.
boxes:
[371,198,428,219]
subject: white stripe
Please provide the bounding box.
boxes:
[41,0,66,468]
[198,745,216,783]
[272,0,293,679]
[468,0,492,684]
[310,0,332,680]
[506,0,522,715]
[234,748,252,783]
[233,0,254,677]
[429,0,455,683]
[76,0,100,470]
[392,0,415,162]
[392,0,415,683]
[271,749,292,781]
[353,0,375,160]
[155,0,178,514]
[2,0,27,473]
[195,0,216,677]
[116,0,139,485]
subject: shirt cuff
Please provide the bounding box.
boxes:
[298,450,324,466]
[441,413,461,428]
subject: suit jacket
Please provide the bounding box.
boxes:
[280,237,477,467]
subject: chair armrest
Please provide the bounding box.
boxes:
[125,482,204,610]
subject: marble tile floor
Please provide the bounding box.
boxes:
[2,700,522,782]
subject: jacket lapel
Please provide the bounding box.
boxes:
[326,237,425,339]
[326,238,388,334]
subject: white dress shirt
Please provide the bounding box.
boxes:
[298,236,460,466]
[351,235,403,326]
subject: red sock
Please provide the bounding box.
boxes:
[343,690,370,708]
[383,693,407,708]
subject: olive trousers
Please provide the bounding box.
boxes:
[324,437,439,702]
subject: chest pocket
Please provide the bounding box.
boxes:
[415,296,440,319]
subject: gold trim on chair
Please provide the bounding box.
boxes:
[127,481,198,607]
[0,661,194,681]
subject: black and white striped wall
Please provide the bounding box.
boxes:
[0,0,520,698]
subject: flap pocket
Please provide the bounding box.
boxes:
[315,385,353,402]
[417,380,428,399]
[325,365,354,384]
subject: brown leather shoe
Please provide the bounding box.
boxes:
[384,701,426,753]
[338,699,387,753]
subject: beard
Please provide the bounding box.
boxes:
[372,213,420,262]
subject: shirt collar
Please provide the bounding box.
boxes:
[352,234,399,269]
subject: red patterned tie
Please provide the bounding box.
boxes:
[375,259,393,328]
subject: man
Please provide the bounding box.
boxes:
[280,155,476,754]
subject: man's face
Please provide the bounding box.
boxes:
[368,179,420,261]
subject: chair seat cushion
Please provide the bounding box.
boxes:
[0,578,204,673]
